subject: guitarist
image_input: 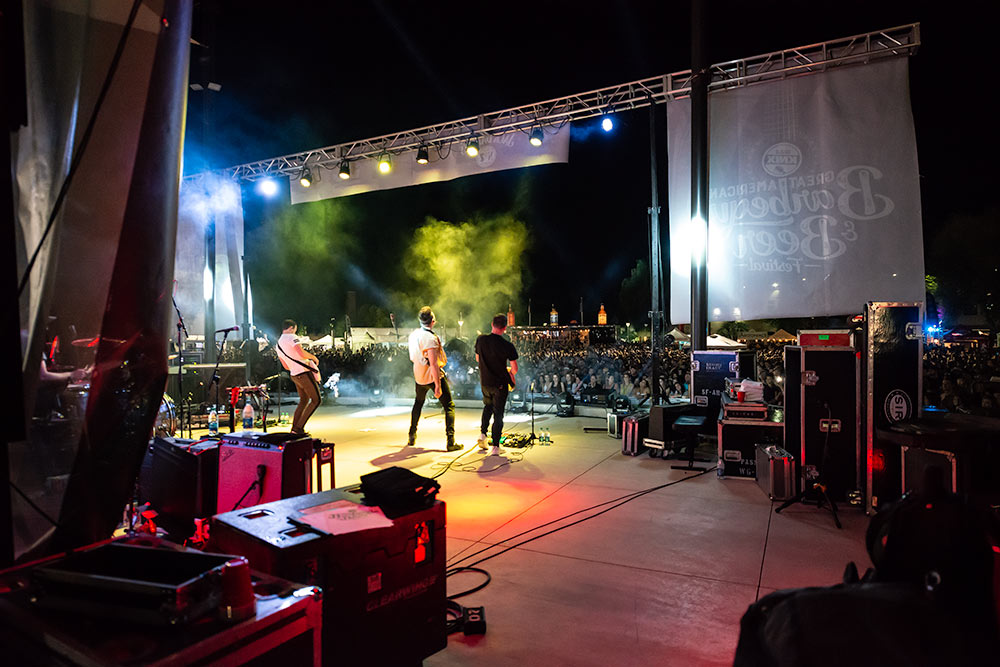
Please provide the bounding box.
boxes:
[277,319,321,435]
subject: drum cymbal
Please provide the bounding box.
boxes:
[71,336,100,348]
[71,336,124,348]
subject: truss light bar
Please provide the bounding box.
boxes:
[465,136,479,157]
[212,24,919,184]
[416,145,429,164]
[529,127,543,147]
[339,160,351,180]
[299,167,313,188]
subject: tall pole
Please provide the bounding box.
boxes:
[690,0,709,351]
[649,102,663,405]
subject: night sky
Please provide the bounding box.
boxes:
[185,1,996,331]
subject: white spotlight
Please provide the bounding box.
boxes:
[257,178,279,197]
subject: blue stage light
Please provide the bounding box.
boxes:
[257,178,279,197]
[601,116,614,132]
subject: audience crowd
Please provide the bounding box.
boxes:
[226,332,1000,417]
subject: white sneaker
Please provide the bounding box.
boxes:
[477,433,488,449]
[490,445,503,456]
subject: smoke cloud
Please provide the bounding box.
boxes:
[399,214,528,335]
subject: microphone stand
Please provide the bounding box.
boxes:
[208,328,233,431]
[529,381,537,443]
[172,297,191,438]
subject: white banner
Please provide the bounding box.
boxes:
[291,124,570,204]
[668,58,924,324]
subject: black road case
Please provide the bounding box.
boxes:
[621,413,650,455]
[783,345,859,501]
[863,301,923,513]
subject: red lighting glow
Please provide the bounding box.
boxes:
[871,451,886,473]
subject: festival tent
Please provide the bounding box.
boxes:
[308,334,334,348]
[666,327,690,342]
[767,329,796,342]
[707,333,744,348]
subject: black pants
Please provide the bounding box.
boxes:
[290,372,321,433]
[480,384,509,446]
[410,376,455,444]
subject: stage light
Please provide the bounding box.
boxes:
[601,115,614,132]
[466,136,479,157]
[299,167,313,188]
[416,145,429,164]
[378,152,392,174]
[529,127,543,147]
[339,160,351,180]
[256,178,279,197]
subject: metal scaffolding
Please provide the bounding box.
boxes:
[216,24,919,182]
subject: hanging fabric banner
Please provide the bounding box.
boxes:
[667,57,924,323]
[290,124,570,204]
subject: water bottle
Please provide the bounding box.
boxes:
[208,407,219,436]
[242,402,255,430]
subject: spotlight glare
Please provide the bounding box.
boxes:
[378,153,392,174]
[529,127,543,147]
[299,167,313,188]
[257,178,279,197]
[601,116,614,132]
[339,160,351,180]
[466,136,479,157]
[416,145,429,164]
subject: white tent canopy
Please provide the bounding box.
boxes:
[666,327,690,341]
[706,333,744,348]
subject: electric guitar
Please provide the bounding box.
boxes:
[278,341,321,384]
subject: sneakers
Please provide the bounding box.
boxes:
[490,445,504,456]
[477,433,488,450]
[446,442,463,452]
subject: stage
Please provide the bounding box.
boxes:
[192,402,870,666]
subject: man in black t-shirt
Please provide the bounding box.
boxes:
[475,314,519,455]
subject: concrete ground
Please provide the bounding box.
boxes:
[222,401,872,666]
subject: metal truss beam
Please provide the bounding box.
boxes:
[216,24,918,183]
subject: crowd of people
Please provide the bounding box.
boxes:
[223,330,1000,417]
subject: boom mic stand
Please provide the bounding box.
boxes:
[172,296,191,438]
[207,328,234,432]
[529,381,537,443]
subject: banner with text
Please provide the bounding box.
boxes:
[291,124,570,204]
[667,58,923,324]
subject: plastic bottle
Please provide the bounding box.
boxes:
[208,407,219,436]
[242,402,255,430]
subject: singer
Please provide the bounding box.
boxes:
[276,319,321,434]
[407,307,462,451]
[475,314,518,455]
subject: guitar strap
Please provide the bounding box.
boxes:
[277,341,320,387]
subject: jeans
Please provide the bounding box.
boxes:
[480,384,509,446]
[289,372,321,433]
[410,375,455,445]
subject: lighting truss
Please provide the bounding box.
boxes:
[218,24,918,183]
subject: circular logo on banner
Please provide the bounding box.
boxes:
[884,389,912,423]
[477,144,497,169]
[762,142,802,177]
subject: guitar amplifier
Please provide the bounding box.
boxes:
[217,432,319,513]
[209,489,446,666]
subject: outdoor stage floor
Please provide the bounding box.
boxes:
[217,402,871,666]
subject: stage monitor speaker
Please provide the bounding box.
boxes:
[217,433,317,514]
[863,302,923,513]
[783,346,859,501]
[648,403,692,441]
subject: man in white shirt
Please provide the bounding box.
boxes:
[408,306,462,451]
[276,319,321,434]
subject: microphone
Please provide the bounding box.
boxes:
[216,326,240,333]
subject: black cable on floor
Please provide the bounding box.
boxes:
[446,566,492,599]
[755,499,776,602]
